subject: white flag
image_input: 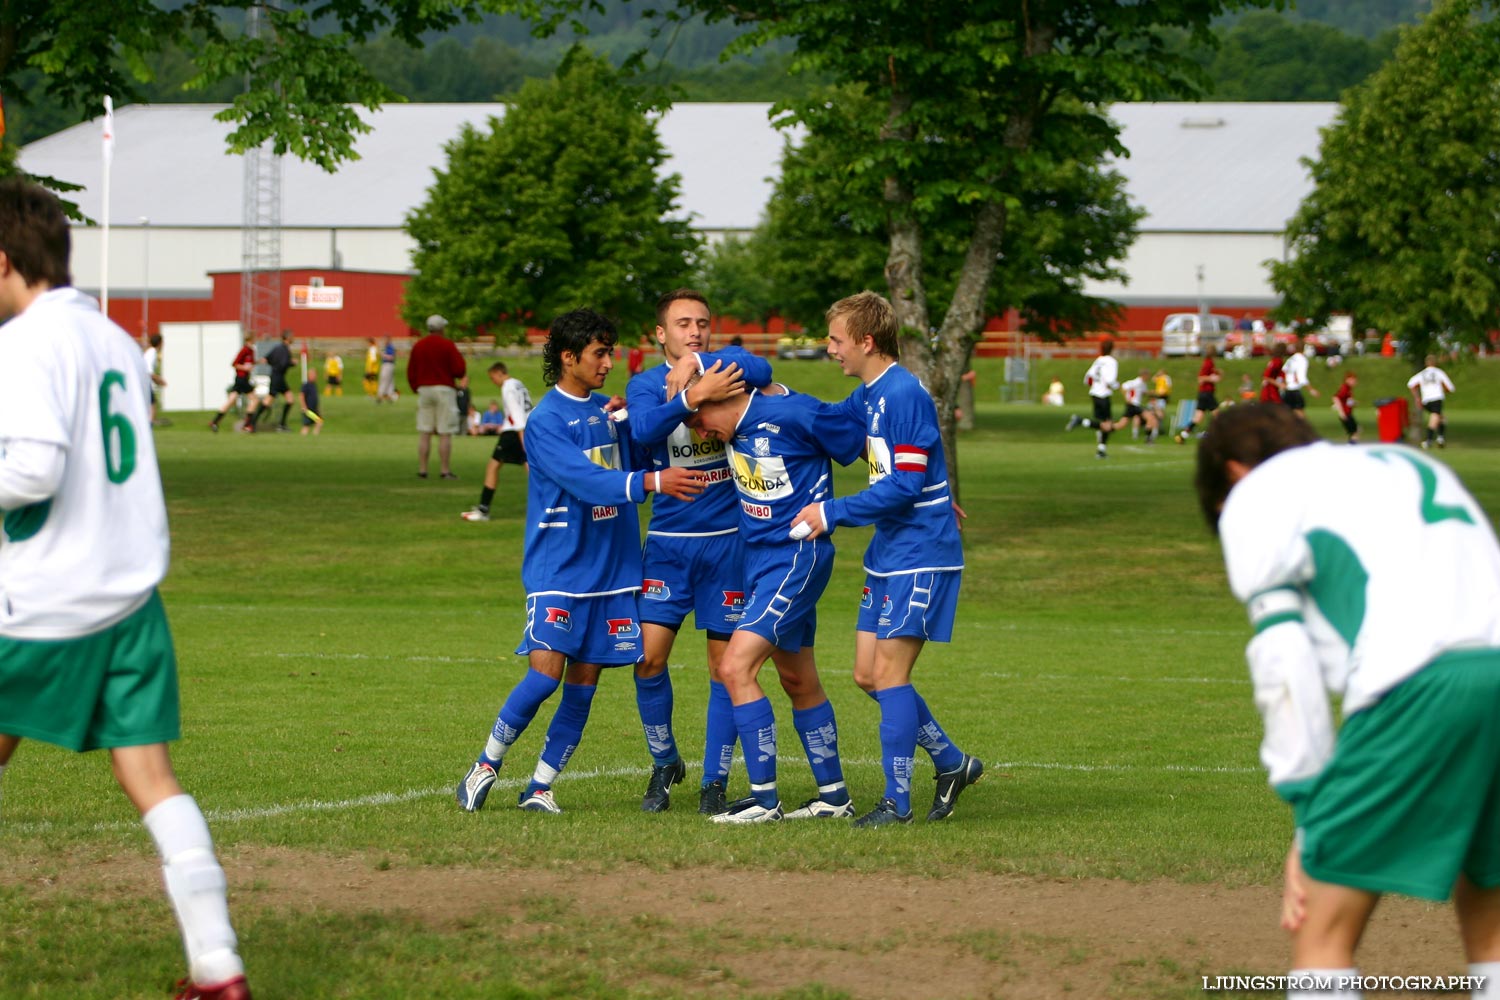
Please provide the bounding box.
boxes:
[102,95,114,167]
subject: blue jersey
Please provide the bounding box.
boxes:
[521,387,651,597]
[820,364,964,576]
[626,347,774,536]
[725,390,864,548]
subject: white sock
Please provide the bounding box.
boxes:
[1471,961,1500,999]
[1289,968,1360,999]
[143,794,244,986]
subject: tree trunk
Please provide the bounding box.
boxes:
[879,81,933,383]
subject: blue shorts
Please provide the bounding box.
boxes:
[515,591,644,667]
[640,531,746,634]
[736,539,834,653]
[857,570,961,642]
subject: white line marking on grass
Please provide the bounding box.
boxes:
[982,671,1246,685]
[0,757,1256,836]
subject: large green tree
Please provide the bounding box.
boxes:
[704,94,1140,339]
[616,0,1271,498]
[0,1,504,170]
[402,50,700,338]
[1269,0,1500,360]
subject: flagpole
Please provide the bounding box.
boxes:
[100,96,114,315]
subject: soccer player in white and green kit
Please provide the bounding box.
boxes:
[1196,403,1500,1000]
[0,180,251,1000]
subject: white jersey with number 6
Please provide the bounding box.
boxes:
[0,287,169,639]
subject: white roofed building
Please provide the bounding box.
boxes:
[18,100,1336,340]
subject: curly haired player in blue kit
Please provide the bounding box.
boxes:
[791,291,983,828]
[455,309,704,814]
[625,289,776,814]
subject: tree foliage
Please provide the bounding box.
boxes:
[1269,0,1500,360]
[704,91,1140,338]
[1182,11,1398,101]
[402,50,700,339]
[0,0,503,170]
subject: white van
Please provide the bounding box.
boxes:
[1161,313,1234,357]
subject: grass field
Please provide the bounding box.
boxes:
[1,351,1496,999]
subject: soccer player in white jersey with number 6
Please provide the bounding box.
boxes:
[0,179,251,1000]
[791,291,984,828]
[1196,403,1500,1000]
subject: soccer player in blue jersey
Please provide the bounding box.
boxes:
[791,290,983,827]
[626,289,777,814]
[686,387,867,823]
[456,309,705,814]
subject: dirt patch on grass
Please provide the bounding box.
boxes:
[3,844,1469,998]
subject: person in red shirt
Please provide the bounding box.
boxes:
[1332,371,1359,443]
[1175,343,1222,443]
[208,334,259,432]
[627,334,648,377]
[1260,343,1286,405]
[407,314,468,479]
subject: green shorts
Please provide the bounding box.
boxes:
[1300,648,1500,901]
[0,591,181,752]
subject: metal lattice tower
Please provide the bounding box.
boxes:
[240,4,283,341]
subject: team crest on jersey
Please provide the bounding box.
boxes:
[544,607,572,631]
[753,436,770,458]
[643,578,671,600]
[606,618,641,639]
[860,586,873,609]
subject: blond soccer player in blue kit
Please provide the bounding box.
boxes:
[1196,403,1500,1000]
[0,179,251,1000]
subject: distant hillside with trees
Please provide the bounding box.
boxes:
[4,2,1432,148]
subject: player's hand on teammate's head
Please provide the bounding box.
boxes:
[656,467,706,501]
[689,361,744,406]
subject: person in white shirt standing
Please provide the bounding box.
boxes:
[1407,355,1456,450]
[461,361,533,522]
[1197,403,1500,1000]
[1280,336,1320,420]
[0,179,250,1000]
[1064,338,1124,458]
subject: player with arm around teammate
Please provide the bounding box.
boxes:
[0,179,251,1000]
[685,385,867,823]
[1196,403,1500,1000]
[791,290,984,827]
[625,288,776,814]
[455,309,704,814]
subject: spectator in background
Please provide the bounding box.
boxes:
[378,337,399,403]
[1260,342,1286,405]
[142,332,168,427]
[324,351,344,396]
[1331,371,1359,443]
[407,314,467,480]
[209,334,258,433]
[1043,377,1065,407]
[300,368,322,436]
[1407,355,1456,450]
[627,334,648,377]
[477,400,505,434]
[363,337,379,397]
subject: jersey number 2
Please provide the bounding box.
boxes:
[99,371,137,484]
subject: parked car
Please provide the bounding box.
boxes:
[1160,313,1234,356]
[776,335,827,360]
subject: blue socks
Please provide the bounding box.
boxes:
[913,689,964,773]
[527,682,596,795]
[634,668,677,766]
[481,667,560,768]
[703,680,737,787]
[792,699,849,807]
[874,685,918,815]
[866,686,965,774]
[732,697,779,807]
